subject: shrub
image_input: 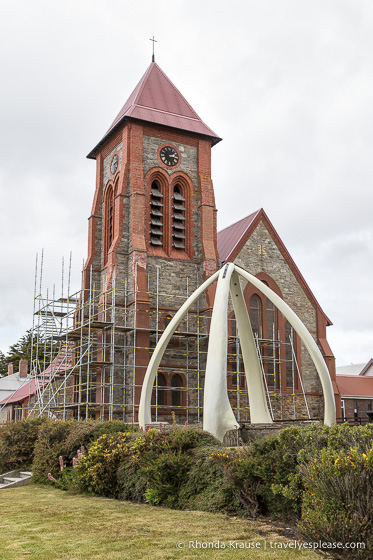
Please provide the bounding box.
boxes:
[32,419,140,483]
[129,428,220,508]
[238,423,373,519]
[212,450,260,517]
[117,455,147,503]
[32,420,71,482]
[117,431,226,508]
[299,446,373,559]
[182,446,243,515]
[234,429,303,517]
[0,417,46,472]
[74,432,134,497]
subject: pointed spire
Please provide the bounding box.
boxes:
[87,62,221,159]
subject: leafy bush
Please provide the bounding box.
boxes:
[32,419,140,483]
[300,446,373,559]
[117,456,147,503]
[116,433,229,509]
[237,423,373,518]
[32,420,70,482]
[211,450,260,516]
[0,417,46,472]
[129,427,221,509]
[180,446,243,515]
[74,432,135,497]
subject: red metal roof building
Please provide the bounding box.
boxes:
[337,375,373,399]
[336,359,373,423]
[0,378,46,422]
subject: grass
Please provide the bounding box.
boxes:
[0,485,321,560]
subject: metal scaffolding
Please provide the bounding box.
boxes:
[26,254,312,424]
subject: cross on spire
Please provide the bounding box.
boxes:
[149,35,157,62]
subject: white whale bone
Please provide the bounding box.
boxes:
[203,263,239,440]
[229,270,273,424]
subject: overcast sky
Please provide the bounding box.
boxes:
[0,0,372,366]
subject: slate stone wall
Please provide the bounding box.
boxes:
[232,219,324,420]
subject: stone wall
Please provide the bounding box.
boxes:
[232,218,324,420]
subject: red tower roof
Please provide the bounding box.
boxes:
[87,62,221,159]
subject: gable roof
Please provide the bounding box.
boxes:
[336,375,373,398]
[336,359,373,377]
[87,62,221,159]
[0,372,27,401]
[0,376,50,406]
[0,377,33,405]
[360,358,373,376]
[217,210,261,264]
[217,208,332,326]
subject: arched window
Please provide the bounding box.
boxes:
[246,276,302,396]
[266,299,277,387]
[171,373,183,407]
[285,321,298,389]
[164,315,172,329]
[171,184,186,250]
[105,186,114,260]
[156,372,167,406]
[266,300,276,338]
[150,180,164,246]
[250,295,262,338]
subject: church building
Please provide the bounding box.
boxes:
[27,59,338,426]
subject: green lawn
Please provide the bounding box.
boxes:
[0,486,321,560]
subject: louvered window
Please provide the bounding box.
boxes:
[150,181,164,246]
[172,184,186,249]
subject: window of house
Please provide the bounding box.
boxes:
[171,373,183,407]
[150,180,164,246]
[353,400,358,421]
[171,184,186,250]
[368,401,372,411]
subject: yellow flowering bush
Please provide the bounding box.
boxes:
[211,449,260,517]
[300,446,373,558]
[75,432,132,497]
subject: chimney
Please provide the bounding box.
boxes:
[8,363,13,376]
[19,358,28,378]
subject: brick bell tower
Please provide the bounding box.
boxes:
[84,60,221,422]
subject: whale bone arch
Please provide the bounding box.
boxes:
[138,263,336,440]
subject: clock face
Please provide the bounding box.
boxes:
[110,154,119,175]
[159,145,180,167]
